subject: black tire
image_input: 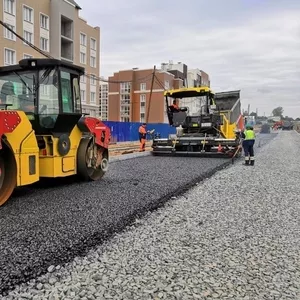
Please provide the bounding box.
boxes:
[0,145,17,206]
[76,138,109,181]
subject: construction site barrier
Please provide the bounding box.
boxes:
[103,121,176,143]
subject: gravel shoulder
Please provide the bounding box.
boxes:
[0,132,285,299]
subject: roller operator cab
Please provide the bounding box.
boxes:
[151,87,244,157]
[0,58,111,206]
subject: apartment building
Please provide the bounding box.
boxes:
[187,69,210,88]
[161,61,188,86]
[108,68,184,123]
[0,0,100,117]
[99,81,108,120]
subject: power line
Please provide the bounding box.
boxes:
[87,72,154,84]
[0,20,155,85]
[146,65,156,123]
[0,20,54,59]
[154,75,166,90]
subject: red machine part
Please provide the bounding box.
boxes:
[236,114,245,131]
[273,120,283,130]
[81,117,111,148]
[0,111,21,149]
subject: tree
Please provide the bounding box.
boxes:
[283,116,294,121]
[272,107,284,118]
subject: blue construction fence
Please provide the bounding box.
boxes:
[102,121,176,143]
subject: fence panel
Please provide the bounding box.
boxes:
[103,121,176,143]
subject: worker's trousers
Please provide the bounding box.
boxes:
[242,139,255,165]
[139,138,146,151]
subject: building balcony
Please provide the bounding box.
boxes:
[61,38,73,62]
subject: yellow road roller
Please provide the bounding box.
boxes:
[0,58,110,206]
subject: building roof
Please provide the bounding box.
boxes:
[67,0,81,9]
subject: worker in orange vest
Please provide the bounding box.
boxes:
[171,99,180,111]
[138,123,147,152]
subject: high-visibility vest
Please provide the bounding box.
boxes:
[139,126,146,139]
[244,129,255,140]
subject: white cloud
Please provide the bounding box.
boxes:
[77,0,300,117]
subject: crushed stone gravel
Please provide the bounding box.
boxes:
[1,132,291,299]
[1,136,256,295]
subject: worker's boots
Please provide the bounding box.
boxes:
[244,157,250,166]
[250,159,255,166]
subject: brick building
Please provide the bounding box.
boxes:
[108,68,184,123]
[0,0,100,116]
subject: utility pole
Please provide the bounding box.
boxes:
[146,65,156,123]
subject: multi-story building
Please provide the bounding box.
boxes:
[187,69,210,88]
[99,81,108,120]
[161,61,188,86]
[108,68,184,123]
[0,0,100,117]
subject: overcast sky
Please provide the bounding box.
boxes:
[76,0,300,117]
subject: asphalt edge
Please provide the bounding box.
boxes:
[109,151,151,163]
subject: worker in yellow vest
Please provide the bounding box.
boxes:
[241,125,256,166]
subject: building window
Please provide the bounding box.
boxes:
[140,94,146,121]
[80,52,86,64]
[80,90,86,103]
[120,94,130,104]
[23,30,33,44]
[165,80,170,89]
[99,83,108,121]
[120,82,131,94]
[40,85,49,96]
[23,6,33,23]
[24,54,32,59]
[40,37,48,51]
[90,38,96,50]
[140,113,145,123]
[140,94,146,113]
[80,33,86,46]
[90,55,96,68]
[4,48,15,65]
[120,92,130,122]
[80,75,86,83]
[90,75,96,85]
[121,117,130,122]
[40,14,49,30]
[140,83,146,91]
[140,94,146,102]
[4,23,15,40]
[90,92,96,104]
[4,0,14,15]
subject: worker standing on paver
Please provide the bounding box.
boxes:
[241,125,256,166]
[138,123,147,152]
